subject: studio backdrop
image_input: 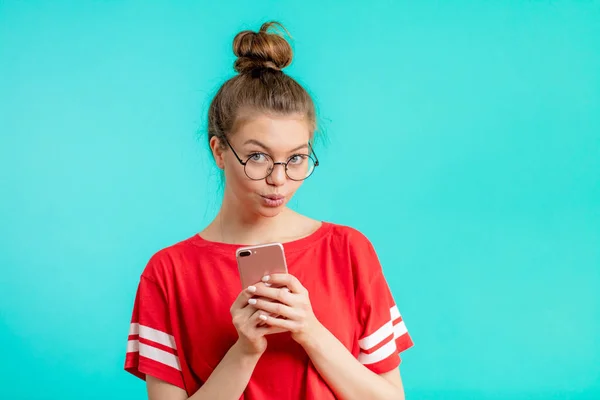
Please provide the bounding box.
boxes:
[0,1,598,399]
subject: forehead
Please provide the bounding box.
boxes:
[232,112,311,149]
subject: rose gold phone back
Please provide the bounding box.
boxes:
[237,243,288,288]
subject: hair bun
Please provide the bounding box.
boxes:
[233,21,293,74]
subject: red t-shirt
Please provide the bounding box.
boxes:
[124,222,414,398]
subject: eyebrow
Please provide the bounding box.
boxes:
[243,139,308,153]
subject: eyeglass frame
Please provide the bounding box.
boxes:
[221,136,320,181]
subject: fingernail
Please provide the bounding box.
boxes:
[248,298,257,305]
[259,314,268,321]
[262,275,270,282]
[247,286,257,293]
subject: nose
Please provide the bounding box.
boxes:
[266,163,287,186]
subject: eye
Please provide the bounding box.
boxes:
[288,154,307,165]
[248,152,269,163]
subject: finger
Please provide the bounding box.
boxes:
[262,273,306,294]
[248,308,271,324]
[248,308,283,331]
[251,285,293,305]
[256,325,288,336]
[238,303,257,319]
[249,297,298,320]
[231,282,272,312]
[230,286,258,312]
[248,308,286,330]
[259,314,298,331]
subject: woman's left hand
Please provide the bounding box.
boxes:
[247,273,324,346]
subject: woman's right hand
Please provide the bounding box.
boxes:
[230,283,287,355]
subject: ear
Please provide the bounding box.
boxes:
[210,135,225,170]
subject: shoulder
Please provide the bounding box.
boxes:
[324,222,382,269]
[327,222,377,251]
[323,222,387,290]
[139,234,200,283]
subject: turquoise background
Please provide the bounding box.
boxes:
[1,1,598,399]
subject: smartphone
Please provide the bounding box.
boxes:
[236,242,288,289]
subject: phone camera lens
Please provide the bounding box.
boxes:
[240,250,251,257]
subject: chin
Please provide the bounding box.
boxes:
[256,204,286,218]
[252,197,289,218]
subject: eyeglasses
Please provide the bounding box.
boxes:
[222,137,320,181]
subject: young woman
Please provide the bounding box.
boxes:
[124,21,414,400]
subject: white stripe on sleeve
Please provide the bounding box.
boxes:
[127,339,139,353]
[358,320,393,351]
[390,305,401,321]
[126,323,181,371]
[128,323,177,350]
[129,323,139,335]
[127,340,182,371]
[358,339,397,365]
[394,320,408,339]
[139,324,177,350]
[358,305,409,365]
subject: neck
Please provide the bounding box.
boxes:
[215,190,294,245]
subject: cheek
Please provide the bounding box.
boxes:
[287,181,304,196]
[224,164,258,194]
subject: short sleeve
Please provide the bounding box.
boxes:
[355,240,414,374]
[124,275,185,390]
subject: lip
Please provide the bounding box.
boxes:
[261,194,285,200]
[260,194,286,207]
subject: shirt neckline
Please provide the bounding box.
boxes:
[187,221,334,255]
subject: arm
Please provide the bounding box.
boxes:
[250,274,405,400]
[146,340,261,400]
[300,324,404,400]
[147,285,286,400]
[148,336,404,400]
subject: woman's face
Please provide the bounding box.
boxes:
[211,112,312,219]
